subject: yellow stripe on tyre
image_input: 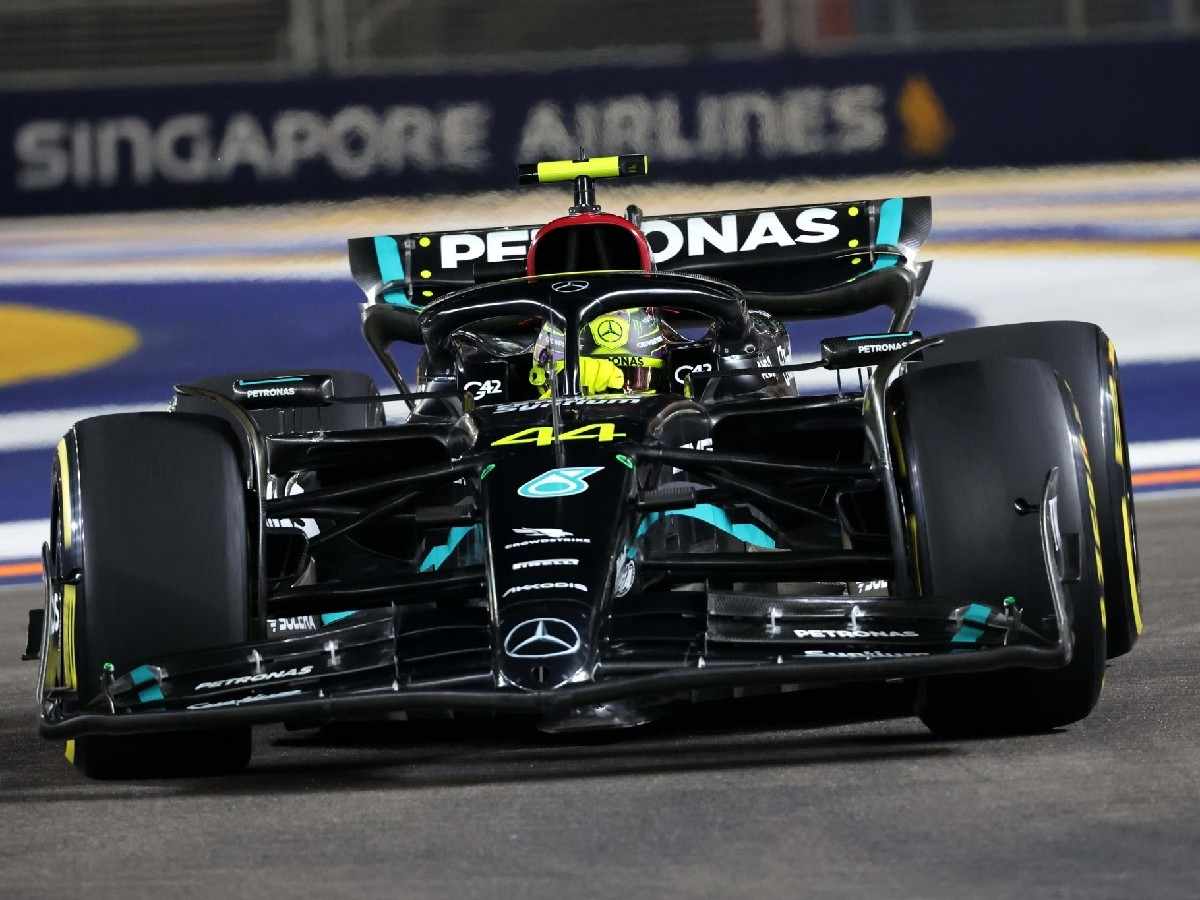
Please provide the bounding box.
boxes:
[1108,340,1143,634]
[57,437,78,764]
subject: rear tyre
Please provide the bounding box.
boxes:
[173,369,385,435]
[892,358,1106,737]
[54,413,253,778]
[920,322,1141,657]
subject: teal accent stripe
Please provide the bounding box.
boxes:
[129,665,156,686]
[419,525,478,572]
[951,604,994,644]
[137,685,164,703]
[373,235,413,307]
[848,332,913,341]
[235,376,304,386]
[871,197,903,271]
[962,603,993,628]
[635,504,776,549]
[321,611,356,626]
[951,626,984,645]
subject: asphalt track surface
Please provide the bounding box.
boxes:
[0,495,1197,899]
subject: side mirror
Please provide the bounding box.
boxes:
[821,331,924,369]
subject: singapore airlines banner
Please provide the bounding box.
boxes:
[1,39,1196,214]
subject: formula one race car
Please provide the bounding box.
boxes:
[26,153,1142,778]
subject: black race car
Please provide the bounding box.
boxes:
[26,154,1142,778]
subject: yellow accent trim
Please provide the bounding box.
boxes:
[64,739,75,765]
[848,239,860,248]
[536,156,625,182]
[848,206,859,217]
[1109,376,1124,466]
[850,257,862,265]
[418,236,431,247]
[57,439,71,549]
[63,584,77,688]
[1122,496,1143,633]
[419,269,432,279]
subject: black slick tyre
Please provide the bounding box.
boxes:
[53,413,253,778]
[920,322,1141,657]
[892,358,1106,737]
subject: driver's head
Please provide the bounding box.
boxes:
[581,308,665,392]
[530,307,665,396]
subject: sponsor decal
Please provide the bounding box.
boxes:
[674,362,713,384]
[505,528,592,550]
[266,615,317,635]
[438,208,845,269]
[195,664,315,692]
[187,689,303,710]
[517,466,603,499]
[614,558,636,597]
[854,580,889,593]
[493,423,625,447]
[15,103,492,194]
[756,357,779,381]
[513,527,574,538]
[856,340,917,354]
[501,581,587,597]
[551,279,589,293]
[802,650,929,659]
[505,537,591,549]
[594,355,659,369]
[245,386,297,399]
[792,629,919,639]
[504,617,582,659]
[463,378,502,400]
[493,397,643,413]
[512,558,579,570]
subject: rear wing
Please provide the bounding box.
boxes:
[348,197,931,310]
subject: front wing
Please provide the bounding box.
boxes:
[40,474,1072,739]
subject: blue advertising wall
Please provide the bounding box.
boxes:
[1,39,1198,214]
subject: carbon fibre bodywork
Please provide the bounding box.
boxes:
[31,189,1127,742]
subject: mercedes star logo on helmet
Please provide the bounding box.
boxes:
[551,280,589,293]
[597,318,623,340]
[504,618,582,658]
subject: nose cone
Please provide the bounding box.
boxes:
[483,454,633,691]
[498,601,591,690]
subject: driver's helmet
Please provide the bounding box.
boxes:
[531,308,666,395]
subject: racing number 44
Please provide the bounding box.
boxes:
[492,423,626,447]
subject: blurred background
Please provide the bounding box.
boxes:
[1,0,1198,579]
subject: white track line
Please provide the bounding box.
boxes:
[0,403,165,452]
[1128,438,1200,470]
[0,520,45,561]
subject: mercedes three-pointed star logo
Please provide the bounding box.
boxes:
[504,617,582,659]
[597,318,623,340]
[551,280,589,293]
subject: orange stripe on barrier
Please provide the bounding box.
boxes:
[0,560,42,577]
[1132,467,1200,487]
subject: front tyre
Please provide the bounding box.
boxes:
[892,358,1106,737]
[51,413,253,778]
